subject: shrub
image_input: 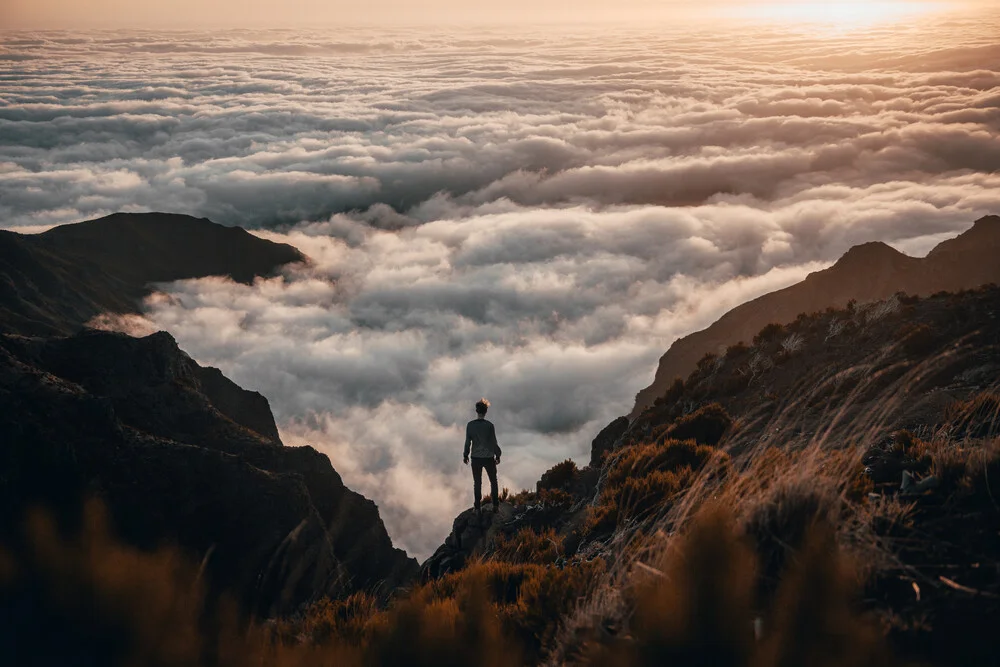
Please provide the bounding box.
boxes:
[666,403,733,446]
[513,559,606,657]
[780,333,805,355]
[725,341,750,358]
[942,392,1000,440]
[825,318,846,342]
[696,353,718,373]
[291,592,380,645]
[583,507,887,667]
[371,565,522,667]
[740,479,840,602]
[582,504,619,539]
[538,459,579,492]
[604,439,717,491]
[595,439,729,525]
[537,488,575,507]
[423,560,537,607]
[491,527,562,565]
[615,468,695,520]
[754,322,786,346]
[664,377,685,404]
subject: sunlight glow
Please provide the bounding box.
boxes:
[731,1,948,27]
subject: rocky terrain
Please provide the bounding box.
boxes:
[0,215,415,620]
[632,215,1000,417]
[3,213,1000,667]
[0,212,303,336]
[419,283,1000,666]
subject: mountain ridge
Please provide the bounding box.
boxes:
[0,213,417,617]
[632,215,1000,417]
[0,212,304,336]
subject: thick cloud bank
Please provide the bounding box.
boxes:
[3,11,1000,557]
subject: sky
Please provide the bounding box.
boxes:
[0,0,975,28]
[2,3,1000,558]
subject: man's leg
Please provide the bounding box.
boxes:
[471,458,484,510]
[485,459,499,511]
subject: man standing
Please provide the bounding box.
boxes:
[463,398,502,515]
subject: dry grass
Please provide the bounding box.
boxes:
[663,403,733,446]
[581,507,889,667]
[6,290,999,667]
[491,527,563,565]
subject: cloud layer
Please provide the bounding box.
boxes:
[3,12,1000,558]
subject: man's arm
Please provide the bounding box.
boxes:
[491,422,501,460]
[463,422,471,462]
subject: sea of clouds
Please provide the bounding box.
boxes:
[3,9,1000,558]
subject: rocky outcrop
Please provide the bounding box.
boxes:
[632,216,1000,417]
[0,329,417,617]
[0,212,303,336]
[589,416,629,466]
[0,213,416,618]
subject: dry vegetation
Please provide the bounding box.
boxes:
[4,287,1000,666]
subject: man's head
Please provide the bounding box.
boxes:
[475,398,490,416]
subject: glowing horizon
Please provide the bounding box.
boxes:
[0,0,979,29]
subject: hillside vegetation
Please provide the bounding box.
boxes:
[633,215,1000,416]
[5,284,998,666]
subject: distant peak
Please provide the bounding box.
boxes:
[833,241,905,268]
[970,214,1000,231]
[928,215,1000,257]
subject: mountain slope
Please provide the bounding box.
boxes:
[632,215,1000,417]
[0,213,416,618]
[0,329,417,617]
[420,284,1000,666]
[0,212,303,336]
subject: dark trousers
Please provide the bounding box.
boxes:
[471,457,499,509]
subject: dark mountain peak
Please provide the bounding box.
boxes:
[830,240,907,270]
[1,212,305,336]
[927,214,1000,258]
[632,216,1000,417]
[38,211,304,285]
[0,326,418,617]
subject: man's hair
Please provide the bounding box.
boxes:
[475,398,490,415]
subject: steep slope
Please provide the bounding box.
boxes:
[632,215,1000,416]
[0,212,303,336]
[421,285,1000,667]
[0,329,417,617]
[0,213,416,618]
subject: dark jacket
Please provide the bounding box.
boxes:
[464,417,501,459]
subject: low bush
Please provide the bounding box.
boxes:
[583,507,888,667]
[654,378,686,410]
[537,488,575,507]
[604,439,717,491]
[286,591,380,646]
[592,439,729,527]
[491,527,562,565]
[753,322,786,346]
[538,459,579,492]
[943,391,1000,440]
[740,479,840,602]
[725,341,750,358]
[514,559,606,658]
[696,353,718,372]
[665,403,732,446]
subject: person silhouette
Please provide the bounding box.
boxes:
[463,398,502,515]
